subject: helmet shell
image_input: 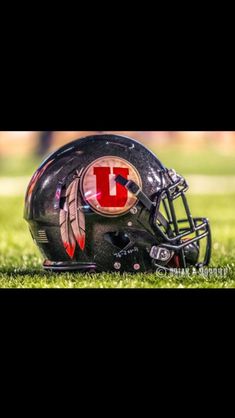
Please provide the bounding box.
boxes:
[24,134,166,272]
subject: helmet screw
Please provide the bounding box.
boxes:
[130,207,138,215]
[114,262,121,270]
[133,264,140,271]
[127,221,133,227]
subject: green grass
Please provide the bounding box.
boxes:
[0,194,235,288]
[0,156,41,177]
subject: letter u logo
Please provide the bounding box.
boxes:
[93,167,129,207]
[82,156,142,216]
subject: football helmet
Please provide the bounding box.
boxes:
[24,134,211,272]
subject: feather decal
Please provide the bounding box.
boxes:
[59,172,85,258]
[59,208,76,258]
[59,181,76,258]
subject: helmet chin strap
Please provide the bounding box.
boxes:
[115,174,169,232]
[115,174,153,211]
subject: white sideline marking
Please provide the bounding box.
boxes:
[0,177,30,196]
[0,175,235,196]
[186,175,235,194]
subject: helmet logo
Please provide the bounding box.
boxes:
[82,156,142,215]
[94,166,129,207]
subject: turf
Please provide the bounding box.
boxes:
[0,194,235,288]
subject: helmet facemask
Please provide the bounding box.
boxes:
[116,168,211,271]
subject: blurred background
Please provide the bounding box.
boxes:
[0,131,235,281]
[0,131,235,194]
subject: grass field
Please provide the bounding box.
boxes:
[0,194,235,288]
[0,145,235,288]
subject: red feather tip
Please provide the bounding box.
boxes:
[64,242,76,258]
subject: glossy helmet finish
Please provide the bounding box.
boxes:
[24,134,211,272]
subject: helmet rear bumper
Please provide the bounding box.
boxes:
[43,260,97,272]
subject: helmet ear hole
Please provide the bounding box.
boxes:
[104,231,130,250]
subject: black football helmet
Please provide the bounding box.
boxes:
[24,134,211,272]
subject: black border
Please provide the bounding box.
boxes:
[1,80,235,344]
[1,76,234,130]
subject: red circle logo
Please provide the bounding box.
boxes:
[82,156,142,216]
